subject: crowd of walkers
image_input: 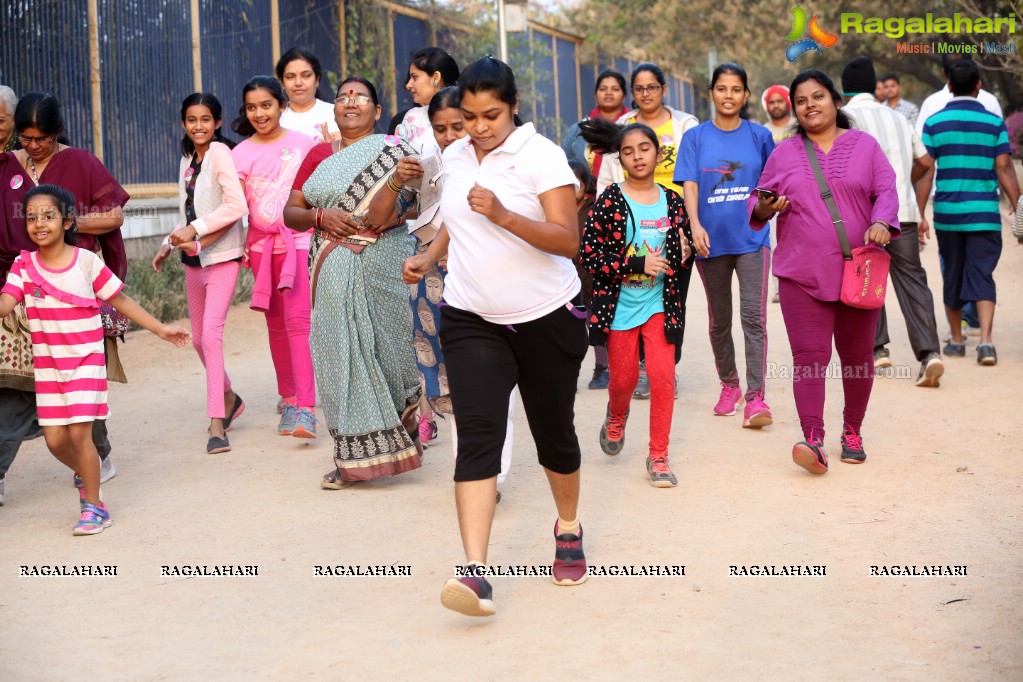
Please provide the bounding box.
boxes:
[0,45,1019,618]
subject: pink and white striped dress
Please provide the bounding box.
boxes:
[2,249,123,425]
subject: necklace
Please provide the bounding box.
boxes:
[28,156,39,184]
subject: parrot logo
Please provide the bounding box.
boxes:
[784,7,839,62]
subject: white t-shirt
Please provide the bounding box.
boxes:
[844,94,927,223]
[280,99,339,142]
[915,87,1002,136]
[440,122,580,324]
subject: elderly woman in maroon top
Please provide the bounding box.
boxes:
[748,70,898,475]
[0,92,130,503]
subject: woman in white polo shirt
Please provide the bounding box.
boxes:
[404,57,587,617]
[276,47,340,143]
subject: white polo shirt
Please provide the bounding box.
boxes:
[440,122,580,324]
[280,99,340,142]
[844,93,927,224]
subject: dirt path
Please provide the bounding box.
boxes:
[2,232,1022,680]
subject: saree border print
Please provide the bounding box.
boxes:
[329,396,421,481]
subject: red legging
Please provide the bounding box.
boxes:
[606,313,676,456]
[778,279,881,441]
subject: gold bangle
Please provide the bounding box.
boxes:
[387,175,403,193]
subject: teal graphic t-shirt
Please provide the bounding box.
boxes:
[611,186,669,331]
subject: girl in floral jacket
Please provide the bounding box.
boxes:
[580,119,693,488]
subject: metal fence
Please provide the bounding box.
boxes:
[0,0,704,197]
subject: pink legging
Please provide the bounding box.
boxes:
[186,260,240,419]
[606,313,676,456]
[247,248,316,409]
[778,278,880,441]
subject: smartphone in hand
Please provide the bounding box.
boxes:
[755,188,778,202]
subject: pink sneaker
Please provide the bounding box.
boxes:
[713,384,743,416]
[418,415,438,446]
[742,394,773,428]
[73,502,112,536]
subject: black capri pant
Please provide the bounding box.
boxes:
[440,302,588,481]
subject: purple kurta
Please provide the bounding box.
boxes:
[747,130,899,301]
[0,149,130,280]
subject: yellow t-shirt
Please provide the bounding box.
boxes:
[653,119,683,195]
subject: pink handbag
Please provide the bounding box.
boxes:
[839,245,890,309]
[803,137,891,309]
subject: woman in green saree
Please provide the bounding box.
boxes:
[284,77,422,488]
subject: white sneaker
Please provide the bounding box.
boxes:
[74,456,117,488]
[100,456,117,484]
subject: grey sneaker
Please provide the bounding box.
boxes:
[291,407,317,439]
[599,404,629,456]
[873,347,892,369]
[0,478,5,506]
[100,455,117,484]
[633,361,650,399]
[915,353,944,387]
[646,454,678,488]
[942,341,966,357]
[587,365,610,390]
[278,403,298,436]
[977,344,997,366]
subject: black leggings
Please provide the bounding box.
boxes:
[440,303,587,481]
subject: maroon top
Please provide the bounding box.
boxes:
[0,148,130,280]
[292,142,333,191]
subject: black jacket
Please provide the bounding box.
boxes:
[581,182,694,346]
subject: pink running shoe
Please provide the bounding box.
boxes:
[418,415,438,446]
[73,502,112,536]
[840,425,867,463]
[713,384,743,416]
[742,394,773,428]
[792,432,828,475]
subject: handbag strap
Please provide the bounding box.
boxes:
[802,135,852,261]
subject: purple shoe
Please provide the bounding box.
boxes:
[441,568,496,617]
[553,521,587,586]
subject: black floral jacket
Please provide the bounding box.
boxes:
[581,182,694,346]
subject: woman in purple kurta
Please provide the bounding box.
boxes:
[747,70,899,475]
[0,93,129,498]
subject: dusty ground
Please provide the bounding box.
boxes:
[2,223,1022,681]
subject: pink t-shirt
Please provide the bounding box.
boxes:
[232,129,314,253]
[2,249,123,425]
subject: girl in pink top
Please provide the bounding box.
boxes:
[230,76,317,438]
[0,185,189,535]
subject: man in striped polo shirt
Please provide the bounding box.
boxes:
[840,56,943,387]
[921,59,1021,366]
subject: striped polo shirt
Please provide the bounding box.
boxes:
[922,98,1010,232]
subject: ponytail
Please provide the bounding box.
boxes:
[577,118,621,155]
[577,119,660,157]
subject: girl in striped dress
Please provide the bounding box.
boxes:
[0,185,189,535]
